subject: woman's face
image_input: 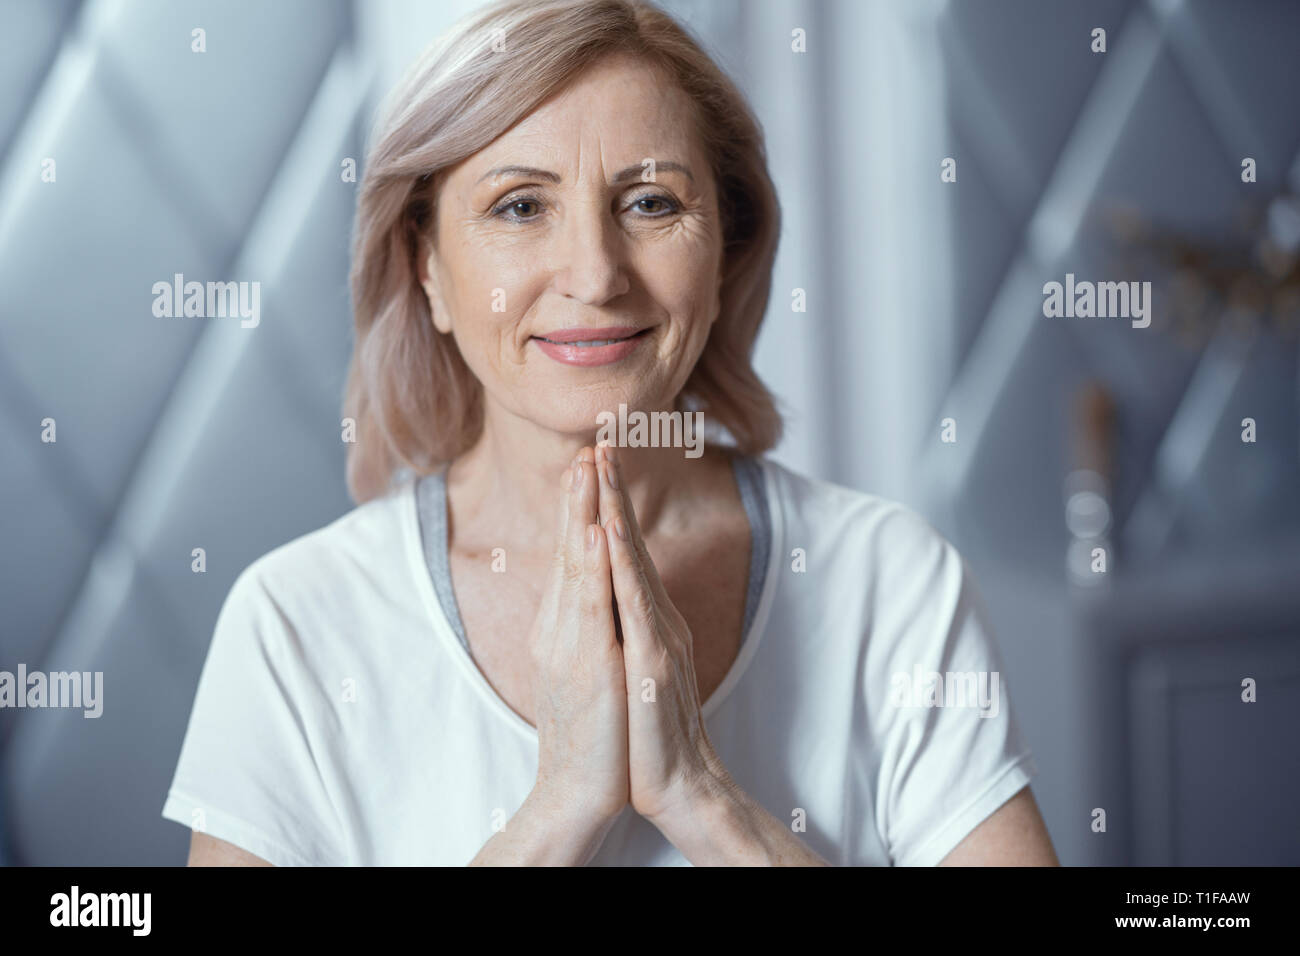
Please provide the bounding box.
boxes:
[420,54,723,438]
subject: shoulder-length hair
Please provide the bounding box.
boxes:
[345,0,783,503]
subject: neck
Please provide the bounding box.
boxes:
[445,396,725,551]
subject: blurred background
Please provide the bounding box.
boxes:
[1,0,1297,866]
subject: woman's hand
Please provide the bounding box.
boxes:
[593,443,731,823]
[593,443,830,866]
[526,449,629,836]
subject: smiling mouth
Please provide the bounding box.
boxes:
[532,328,651,347]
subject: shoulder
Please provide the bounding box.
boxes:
[757,456,958,579]
[755,457,980,661]
[218,478,417,630]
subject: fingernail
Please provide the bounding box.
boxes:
[614,516,628,541]
[572,461,584,489]
[604,461,619,490]
[586,524,598,551]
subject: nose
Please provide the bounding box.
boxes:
[551,198,630,306]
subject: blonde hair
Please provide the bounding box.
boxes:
[345,0,783,503]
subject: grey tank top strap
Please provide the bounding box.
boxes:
[417,455,770,652]
[731,455,770,638]
[416,464,465,650]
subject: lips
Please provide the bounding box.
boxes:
[534,326,646,345]
[531,326,651,367]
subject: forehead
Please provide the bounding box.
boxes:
[456,55,705,178]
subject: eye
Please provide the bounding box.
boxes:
[491,195,543,221]
[489,192,679,222]
[631,194,678,216]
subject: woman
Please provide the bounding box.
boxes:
[162,0,1058,866]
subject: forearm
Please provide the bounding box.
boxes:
[469,788,619,866]
[651,780,831,866]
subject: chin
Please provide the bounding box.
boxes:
[525,384,663,439]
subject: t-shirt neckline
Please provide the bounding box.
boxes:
[401,456,784,741]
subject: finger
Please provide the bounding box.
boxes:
[597,444,671,608]
[542,458,578,601]
[603,499,658,651]
[548,454,582,587]
[573,449,599,533]
[596,449,668,645]
[580,521,617,647]
[562,454,599,590]
[594,457,625,645]
[535,455,582,634]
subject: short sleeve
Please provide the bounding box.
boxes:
[161,566,347,866]
[864,508,1038,867]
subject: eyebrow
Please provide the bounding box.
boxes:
[475,161,695,186]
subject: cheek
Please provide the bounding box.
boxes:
[655,268,719,346]
[449,248,534,345]
[645,225,721,331]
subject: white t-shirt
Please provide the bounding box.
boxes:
[161,456,1037,866]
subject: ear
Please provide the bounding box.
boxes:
[416,237,453,335]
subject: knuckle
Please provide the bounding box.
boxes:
[549,541,568,574]
[579,590,601,624]
[561,551,585,588]
[630,585,655,621]
[635,541,655,569]
[635,565,656,600]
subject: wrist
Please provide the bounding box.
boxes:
[648,775,756,865]
[644,742,735,824]
[523,783,624,861]
[645,760,747,849]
